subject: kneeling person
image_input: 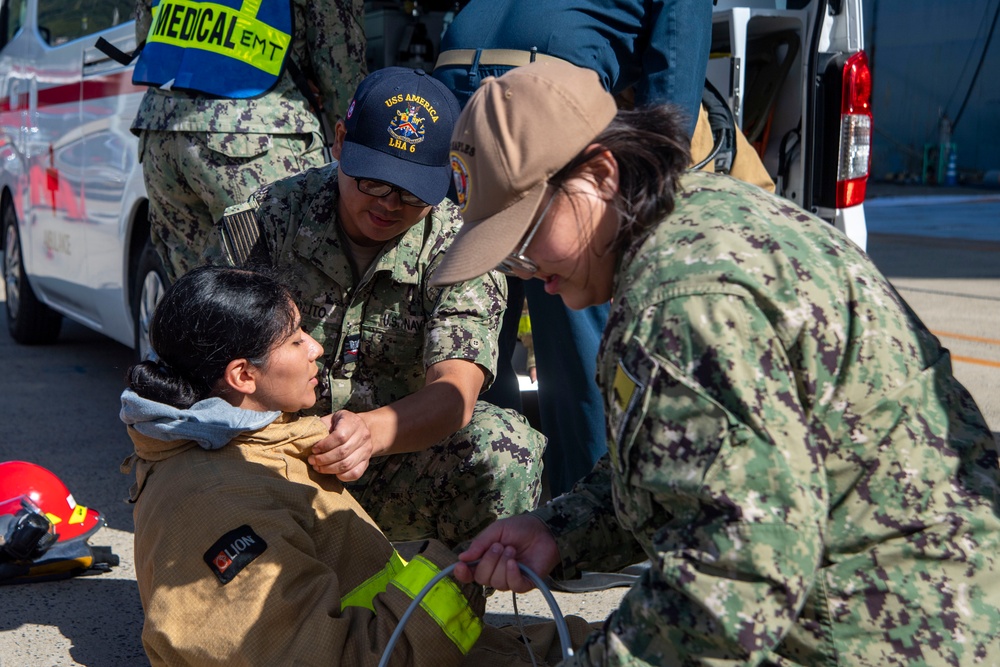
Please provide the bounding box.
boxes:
[219,67,544,547]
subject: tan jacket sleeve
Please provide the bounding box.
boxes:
[690,104,776,193]
[137,475,483,666]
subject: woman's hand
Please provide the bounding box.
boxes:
[454,514,561,593]
[308,410,373,482]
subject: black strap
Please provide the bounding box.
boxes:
[691,77,737,174]
[94,37,142,67]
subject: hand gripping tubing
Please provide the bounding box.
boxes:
[378,560,574,667]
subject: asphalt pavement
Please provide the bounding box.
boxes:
[1,186,998,666]
[864,188,1000,430]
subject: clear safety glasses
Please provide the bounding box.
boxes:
[355,178,428,207]
[496,190,557,277]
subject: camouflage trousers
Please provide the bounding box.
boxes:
[139,129,326,283]
[347,401,546,549]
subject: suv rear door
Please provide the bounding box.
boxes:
[710,0,871,249]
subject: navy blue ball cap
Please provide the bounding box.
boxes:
[339,67,460,206]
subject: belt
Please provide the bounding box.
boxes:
[433,48,569,70]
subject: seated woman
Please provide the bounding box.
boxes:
[119,266,582,666]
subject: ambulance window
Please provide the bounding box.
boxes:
[1,0,26,48]
[37,0,132,46]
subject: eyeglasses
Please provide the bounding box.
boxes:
[355,178,428,207]
[496,190,557,277]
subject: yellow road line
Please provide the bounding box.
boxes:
[931,331,1000,368]
[932,330,1000,347]
[952,355,1000,369]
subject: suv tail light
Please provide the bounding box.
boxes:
[836,51,872,208]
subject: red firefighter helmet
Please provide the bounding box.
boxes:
[0,461,103,542]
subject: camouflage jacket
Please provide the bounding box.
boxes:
[225,166,506,414]
[533,171,1000,666]
[132,0,366,134]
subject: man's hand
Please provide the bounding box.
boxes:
[343,358,484,458]
[308,410,373,482]
[453,514,561,593]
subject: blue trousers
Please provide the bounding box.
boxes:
[524,279,609,497]
[480,277,608,497]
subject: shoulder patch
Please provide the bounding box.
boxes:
[606,339,659,473]
[204,525,267,585]
[612,361,644,464]
[613,362,639,413]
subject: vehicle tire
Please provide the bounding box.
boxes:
[2,203,62,344]
[132,240,167,361]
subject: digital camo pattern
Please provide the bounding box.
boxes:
[532,170,1000,666]
[240,165,506,412]
[142,131,325,282]
[349,401,545,548]
[226,166,541,546]
[133,0,366,283]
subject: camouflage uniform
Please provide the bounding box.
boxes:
[223,166,545,547]
[132,0,366,283]
[531,171,1000,665]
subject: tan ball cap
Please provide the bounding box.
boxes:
[431,60,618,286]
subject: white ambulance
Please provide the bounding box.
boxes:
[1,0,871,355]
[0,0,163,356]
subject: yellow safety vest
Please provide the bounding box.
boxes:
[133,0,292,98]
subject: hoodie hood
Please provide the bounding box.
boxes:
[120,388,281,460]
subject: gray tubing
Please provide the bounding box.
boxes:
[377,560,574,666]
